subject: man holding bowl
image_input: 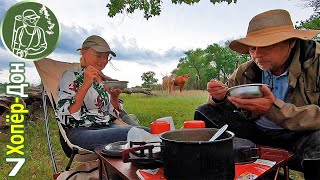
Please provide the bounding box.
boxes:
[194,9,320,179]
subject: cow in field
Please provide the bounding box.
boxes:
[162,75,176,93]
[173,74,190,92]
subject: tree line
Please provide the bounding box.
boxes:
[137,0,320,90]
[141,42,250,90]
[172,43,250,90]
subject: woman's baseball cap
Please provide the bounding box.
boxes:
[77,35,116,57]
[229,9,320,54]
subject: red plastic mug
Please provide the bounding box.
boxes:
[183,120,206,128]
[150,121,170,134]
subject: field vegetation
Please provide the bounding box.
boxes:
[0,90,304,179]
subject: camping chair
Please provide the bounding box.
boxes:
[34,58,98,175]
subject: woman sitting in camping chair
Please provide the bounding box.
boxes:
[56,35,148,151]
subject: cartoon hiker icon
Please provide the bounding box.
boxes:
[11,9,47,58]
[1,1,60,61]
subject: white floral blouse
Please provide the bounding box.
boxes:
[56,67,123,128]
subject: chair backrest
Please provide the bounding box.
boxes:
[34,58,80,106]
[34,58,96,161]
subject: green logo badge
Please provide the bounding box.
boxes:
[0,1,60,61]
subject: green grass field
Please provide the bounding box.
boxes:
[0,83,6,93]
[121,90,208,127]
[0,90,304,179]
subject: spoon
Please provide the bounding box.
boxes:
[209,124,228,142]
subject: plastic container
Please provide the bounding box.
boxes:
[150,121,170,134]
[183,120,206,128]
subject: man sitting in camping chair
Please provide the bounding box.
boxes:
[56,35,149,151]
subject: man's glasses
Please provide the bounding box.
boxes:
[87,51,112,61]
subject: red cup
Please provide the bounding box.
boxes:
[183,120,206,129]
[150,121,170,134]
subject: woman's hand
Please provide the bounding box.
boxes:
[104,86,122,110]
[69,66,105,114]
[83,65,104,86]
[227,85,275,115]
[207,79,228,101]
[104,86,122,98]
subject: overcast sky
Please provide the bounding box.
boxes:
[0,0,315,87]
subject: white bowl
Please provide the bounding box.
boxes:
[228,83,265,99]
[103,81,128,89]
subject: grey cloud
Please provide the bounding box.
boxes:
[54,24,92,54]
[54,24,105,55]
[1,7,184,65]
[0,1,185,71]
[111,36,185,64]
[55,24,185,64]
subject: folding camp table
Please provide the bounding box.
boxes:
[95,146,293,180]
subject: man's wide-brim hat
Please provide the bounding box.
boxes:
[229,9,320,54]
[77,35,116,57]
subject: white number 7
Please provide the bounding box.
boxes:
[6,158,25,176]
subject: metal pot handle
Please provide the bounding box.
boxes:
[122,145,156,163]
[250,147,259,160]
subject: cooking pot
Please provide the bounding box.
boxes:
[122,129,291,179]
[122,128,235,179]
[160,128,235,180]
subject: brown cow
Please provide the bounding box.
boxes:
[162,75,176,93]
[173,74,190,92]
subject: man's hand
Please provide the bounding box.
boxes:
[227,85,275,115]
[207,79,228,101]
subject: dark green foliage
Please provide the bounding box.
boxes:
[106,0,236,20]
[296,0,320,31]
[172,0,201,4]
[0,83,6,93]
[296,14,320,30]
[173,43,249,90]
[173,49,208,90]
[205,44,249,82]
[141,71,158,88]
[295,0,320,41]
